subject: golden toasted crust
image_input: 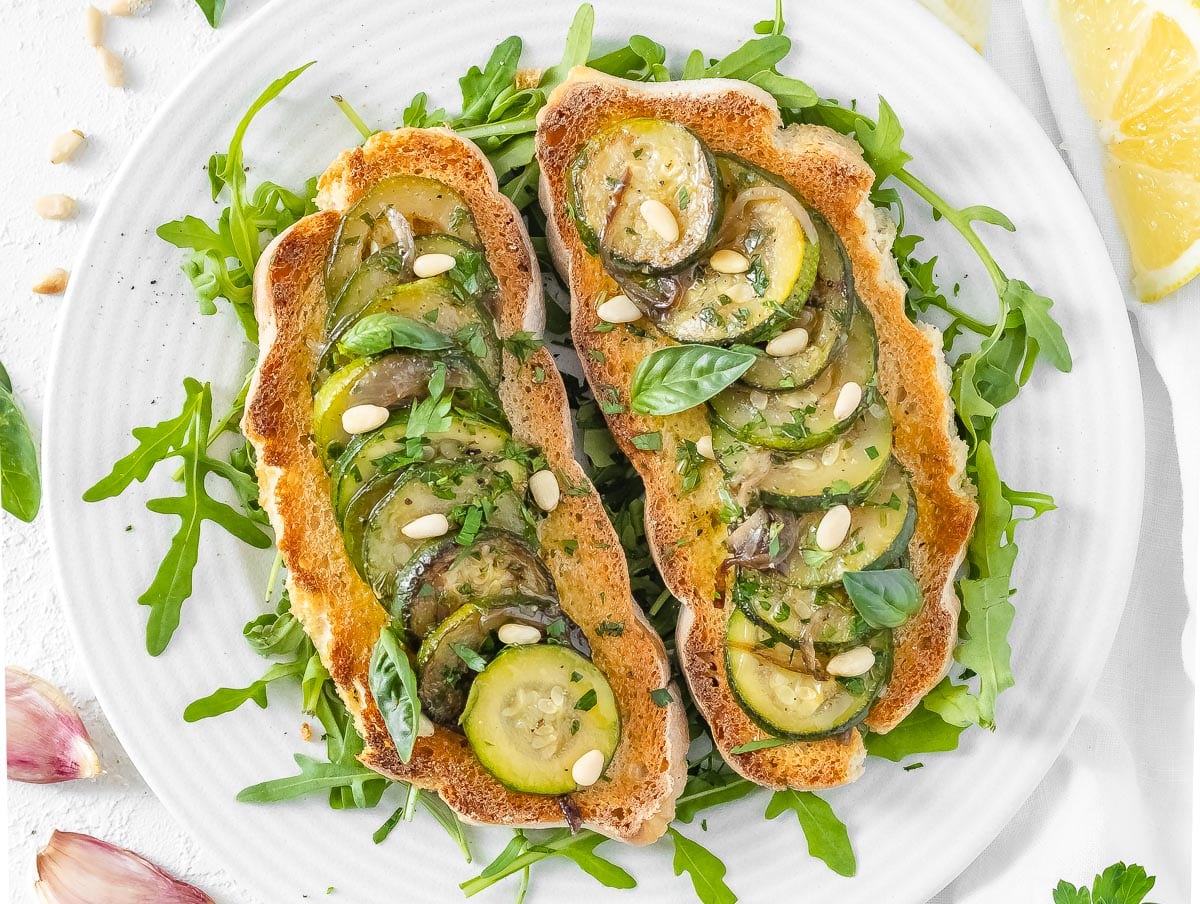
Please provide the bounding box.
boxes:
[243,127,688,843]
[535,70,977,789]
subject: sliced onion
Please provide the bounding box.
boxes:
[720,185,818,245]
[383,207,417,267]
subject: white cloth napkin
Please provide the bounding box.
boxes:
[929,4,1195,900]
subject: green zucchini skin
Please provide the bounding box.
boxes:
[730,572,873,649]
[709,310,879,453]
[326,245,411,335]
[724,610,893,742]
[325,174,479,300]
[392,530,558,640]
[568,118,723,275]
[462,644,620,794]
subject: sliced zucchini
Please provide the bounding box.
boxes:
[326,245,411,335]
[725,609,892,741]
[643,187,818,344]
[356,460,530,597]
[462,644,620,794]
[324,276,500,381]
[767,460,916,588]
[393,531,558,639]
[709,307,878,452]
[730,569,871,648]
[712,403,894,512]
[312,352,502,456]
[568,118,721,274]
[330,414,511,519]
[414,232,477,260]
[326,175,479,300]
[740,226,854,389]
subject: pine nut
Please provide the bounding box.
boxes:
[49,130,86,164]
[571,748,605,787]
[695,434,715,460]
[341,403,389,435]
[413,253,456,278]
[32,269,70,295]
[709,249,750,273]
[765,327,810,358]
[401,513,450,540]
[34,194,78,220]
[597,294,641,324]
[639,199,679,243]
[790,457,818,471]
[417,714,436,737]
[820,440,843,467]
[833,382,863,420]
[826,646,876,677]
[96,46,125,87]
[530,469,561,512]
[84,6,105,46]
[815,504,851,551]
[497,623,542,645]
[108,0,142,14]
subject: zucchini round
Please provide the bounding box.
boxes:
[725,609,892,741]
[709,306,879,452]
[730,569,871,648]
[312,352,502,456]
[326,175,479,300]
[393,531,558,639]
[644,187,818,344]
[568,118,722,275]
[326,245,411,336]
[767,460,916,588]
[712,403,894,512]
[330,414,511,519]
[417,602,493,726]
[357,459,530,597]
[324,276,500,381]
[462,644,620,794]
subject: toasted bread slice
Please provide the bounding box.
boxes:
[243,127,689,842]
[535,69,977,789]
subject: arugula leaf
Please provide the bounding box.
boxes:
[747,70,817,109]
[460,828,634,896]
[182,656,309,722]
[631,345,756,415]
[667,828,737,904]
[1003,278,1072,373]
[236,753,382,803]
[704,35,790,80]
[864,699,966,761]
[764,790,856,877]
[1053,862,1157,904]
[0,367,41,523]
[539,4,595,92]
[458,36,523,126]
[920,676,983,728]
[552,833,638,889]
[674,773,756,823]
[841,568,922,628]
[337,313,454,357]
[369,625,422,763]
[729,737,790,754]
[853,97,913,186]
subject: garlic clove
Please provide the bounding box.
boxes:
[6,667,101,784]
[35,831,216,903]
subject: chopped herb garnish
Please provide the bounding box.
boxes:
[574,689,597,712]
[595,620,625,637]
[650,688,673,707]
[632,431,662,451]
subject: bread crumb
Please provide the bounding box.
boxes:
[299,722,312,741]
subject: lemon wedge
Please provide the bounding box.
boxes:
[1054,0,1200,301]
[917,0,991,52]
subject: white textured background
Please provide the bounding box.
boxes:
[1,1,1192,902]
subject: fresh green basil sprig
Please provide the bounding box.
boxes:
[369,624,422,763]
[337,313,454,358]
[630,345,756,415]
[842,568,922,629]
[0,361,41,523]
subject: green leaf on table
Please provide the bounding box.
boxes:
[1052,862,1157,904]
[183,656,309,722]
[458,36,523,126]
[1003,278,1072,373]
[674,772,756,823]
[0,367,41,523]
[539,4,595,92]
[841,567,922,628]
[552,833,637,889]
[921,677,983,728]
[369,625,422,763]
[667,827,737,904]
[853,96,913,185]
[631,345,756,415]
[192,0,225,28]
[765,789,856,877]
[337,313,454,357]
[747,70,818,109]
[704,35,791,80]
[864,699,967,761]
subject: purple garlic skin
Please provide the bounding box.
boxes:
[6,666,101,784]
[35,831,216,903]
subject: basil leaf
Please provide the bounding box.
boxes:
[369,625,421,763]
[841,568,922,628]
[0,371,41,523]
[337,313,453,357]
[630,345,755,415]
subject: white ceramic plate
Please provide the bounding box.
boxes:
[43,0,1144,901]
